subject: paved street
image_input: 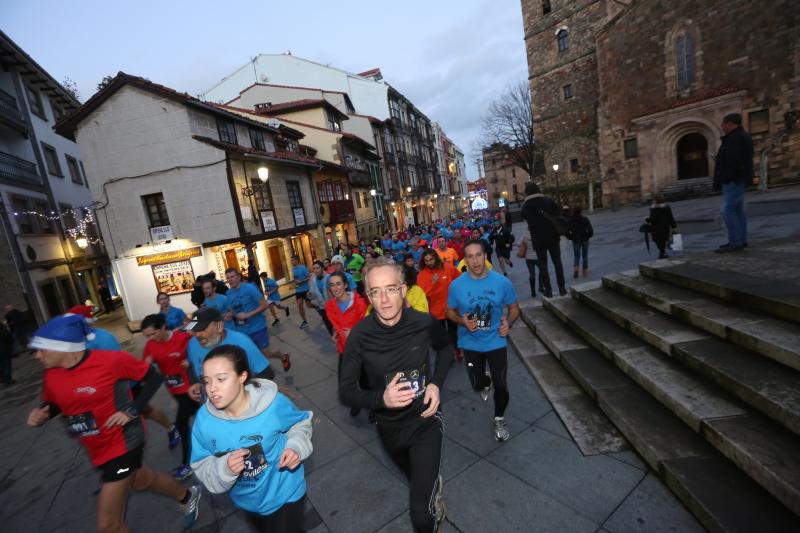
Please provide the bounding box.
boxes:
[1,186,798,532]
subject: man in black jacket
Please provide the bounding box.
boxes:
[713,113,753,253]
[521,182,566,297]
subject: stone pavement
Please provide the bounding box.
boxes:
[1,186,797,532]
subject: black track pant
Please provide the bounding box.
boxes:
[378,413,444,533]
[245,495,305,532]
[464,347,510,417]
[438,318,458,351]
[534,243,566,296]
[173,393,200,464]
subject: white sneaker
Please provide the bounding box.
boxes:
[494,418,510,442]
[180,485,201,529]
[479,371,492,402]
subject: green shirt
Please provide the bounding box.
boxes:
[344,253,365,282]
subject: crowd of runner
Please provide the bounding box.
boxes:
[24,208,522,533]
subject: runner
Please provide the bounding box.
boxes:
[158,292,189,330]
[224,267,270,346]
[201,277,229,314]
[446,239,520,442]
[341,244,365,295]
[309,261,334,336]
[417,248,461,360]
[340,257,452,532]
[290,256,317,330]
[490,220,515,276]
[190,345,313,533]
[26,314,201,531]
[434,236,459,269]
[141,313,200,480]
[259,272,291,327]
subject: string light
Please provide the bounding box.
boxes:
[12,205,104,245]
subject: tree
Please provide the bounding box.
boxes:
[62,76,81,102]
[479,80,545,178]
[96,75,115,92]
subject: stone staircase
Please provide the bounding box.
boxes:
[657,176,714,201]
[516,240,800,532]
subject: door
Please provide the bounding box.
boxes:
[677,133,709,179]
[224,249,240,272]
[268,245,285,280]
[40,281,63,319]
[58,277,78,308]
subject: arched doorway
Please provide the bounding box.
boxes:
[677,132,709,179]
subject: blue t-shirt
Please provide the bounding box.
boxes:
[190,390,309,515]
[162,306,187,330]
[420,232,432,243]
[447,271,518,351]
[226,283,267,335]
[263,278,281,302]
[203,293,229,313]
[381,238,393,251]
[411,248,424,264]
[87,327,121,351]
[323,272,355,292]
[186,329,268,380]
[292,265,309,293]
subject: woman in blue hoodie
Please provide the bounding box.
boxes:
[190,345,313,532]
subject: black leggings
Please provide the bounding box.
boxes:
[173,393,200,464]
[378,413,444,532]
[245,495,305,532]
[438,318,459,351]
[464,347,510,417]
[317,308,334,336]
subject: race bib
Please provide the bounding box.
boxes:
[385,367,427,399]
[64,411,100,437]
[165,374,185,388]
[241,442,268,479]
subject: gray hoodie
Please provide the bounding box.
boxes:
[191,379,313,494]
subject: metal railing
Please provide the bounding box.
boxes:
[0,151,41,184]
[0,88,27,129]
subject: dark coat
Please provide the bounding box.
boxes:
[713,126,754,189]
[521,193,560,248]
[490,226,514,251]
[566,215,593,242]
[648,204,676,243]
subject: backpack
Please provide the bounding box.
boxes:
[541,209,568,236]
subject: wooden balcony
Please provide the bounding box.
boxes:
[323,199,355,225]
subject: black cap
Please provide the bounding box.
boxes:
[723,113,742,126]
[183,307,222,332]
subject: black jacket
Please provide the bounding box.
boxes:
[490,226,514,250]
[566,215,593,242]
[521,193,560,248]
[713,126,754,189]
[648,204,676,243]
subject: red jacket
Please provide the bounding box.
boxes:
[325,292,368,354]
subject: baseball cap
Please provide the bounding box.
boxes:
[184,307,223,332]
[331,255,345,264]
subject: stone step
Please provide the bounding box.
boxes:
[544,295,800,515]
[640,258,800,324]
[518,301,586,359]
[603,271,800,372]
[532,308,798,529]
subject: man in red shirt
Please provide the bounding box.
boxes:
[141,313,199,480]
[26,314,201,531]
[417,248,462,359]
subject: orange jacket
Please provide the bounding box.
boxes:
[325,292,368,354]
[417,264,460,319]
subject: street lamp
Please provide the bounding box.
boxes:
[257,166,269,182]
[370,189,376,197]
[76,235,88,249]
[406,186,412,193]
[552,163,562,205]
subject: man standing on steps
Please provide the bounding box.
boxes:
[340,256,452,532]
[521,182,567,297]
[713,112,753,253]
[446,239,520,442]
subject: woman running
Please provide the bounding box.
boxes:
[157,292,189,330]
[190,345,313,533]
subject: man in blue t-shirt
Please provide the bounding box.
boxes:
[201,278,229,316]
[223,267,269,349]
[291,255,318,330]
[446,238,519,443]
[259,272,291,327]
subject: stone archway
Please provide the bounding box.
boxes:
[652,117,719,192]
[677,132,709,179]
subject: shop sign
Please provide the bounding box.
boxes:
[150,225,174,243]
[152,260,195,294]
[136,246,202,266]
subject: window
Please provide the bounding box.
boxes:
[749,109,770,134]
[355,191,362,208]
[79,161,89,188]
[51,101,64,122]
[253,182,272,211]
[326,110,342,132]
[542,0,551,14]
[675,34,695,90]
[624,138,638,159]
[26,86,46,119]
[563,84,573,99]
[557,29,569,52]
[11,197,34,234]
[217,118,237,144]
[41,142,63,177]
[249,128,266,151]
[286,181,306,226]
[570,158,579,172]
[65,155,82,184]
[512,168,516,178]
[142,193,170,228]
[11,196,54,234]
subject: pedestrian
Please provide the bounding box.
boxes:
[191,344,313,533]
[98,280,115,314]
[521,182,567,297]
[190,275,206,308]
[309,261,334,336]
[648,194,677,259]
[417,248,461,358]
[4,303,29,353]
[141,313,199,480]
[339,257,451,532]
[517,232,541,298]
[342,244,365,294]
[26,314,202,531]
[157,292,189,330]
[489,220,515,276]
[207,271,228,295]
[713,112,753,253]
[290,256,317,330]
[566,207,593,278]
[260,272,291,327]
[446,239,520,442]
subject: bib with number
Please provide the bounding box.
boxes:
[385,366,427,399]
[241,442,269,479]
[165,374,185,388]
[64,411,100,437]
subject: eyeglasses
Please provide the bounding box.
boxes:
[367,285,403,299]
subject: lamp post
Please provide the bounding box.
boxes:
[76,235,88,249]
[552,163,561,206]
[257,166,269,182]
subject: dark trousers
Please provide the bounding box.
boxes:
[173,393,199,464]
[572,240,589,269]
[535,243,566,296]
[101,296,114,314]
[654,239,668,259]
[438,318,458,350]
[0,351,12,382]
[525,259,538,297]
[378,413,444,532]
[464,347,510,417]
[245,495,306,532]
[317,308,334,336]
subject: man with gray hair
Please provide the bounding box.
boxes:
[713,112,753,253]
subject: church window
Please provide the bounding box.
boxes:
[557,29,569,52]
[542,0,551,14]
[563,84,573,99]
[675,34,695,90]
[624,138,638,159]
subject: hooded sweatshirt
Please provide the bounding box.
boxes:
[190,379,313,515]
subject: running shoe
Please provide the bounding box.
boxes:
[168,426,181,450]
[271,318,280,327]
[284,307,290,317]
[494,418,510,442]
[282,353,291,371]
[433,474,446,529]
[299,320,309,329]
[479,372,492,402]
[180,485,202,529]
[171,464,193,480]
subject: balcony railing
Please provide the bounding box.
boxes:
[0,88,28,134]
[325,199,355,224]
[0,151,41,184]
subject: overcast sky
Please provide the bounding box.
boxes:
[3,0,528,179]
